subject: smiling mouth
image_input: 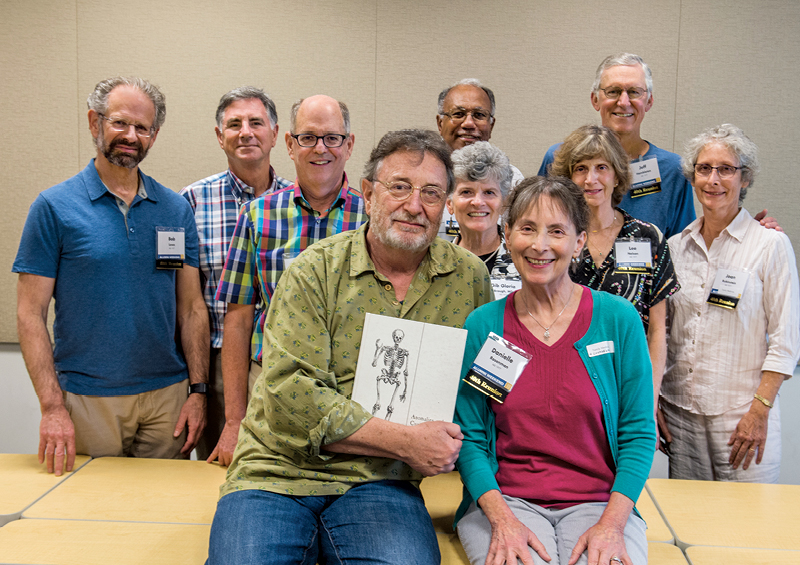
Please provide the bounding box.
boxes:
[584,189,603,195]
[613,112,634,118]
[310,160,331,165]
[467,212,490,217]
[525,257,554,266]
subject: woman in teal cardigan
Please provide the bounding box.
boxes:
[454,176,655,565]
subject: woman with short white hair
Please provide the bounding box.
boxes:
[661,124,800,482]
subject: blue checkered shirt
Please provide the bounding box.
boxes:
[181,168,291,348]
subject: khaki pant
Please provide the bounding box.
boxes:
[63,379,188,459]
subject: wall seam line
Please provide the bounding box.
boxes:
[672,0,683,153]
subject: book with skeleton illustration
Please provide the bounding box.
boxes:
[351,313,468,425]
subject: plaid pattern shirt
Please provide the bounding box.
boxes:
[181,168,291,348]
[215,175,368,361]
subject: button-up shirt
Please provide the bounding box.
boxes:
[219,223,493,499]
[181,168,290,348]
[663,208,800,415]
[215,176,368,361]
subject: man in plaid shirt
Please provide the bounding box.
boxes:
[213,95,368,465]
[181,87,290,462]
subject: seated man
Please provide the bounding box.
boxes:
[207,129,493,564]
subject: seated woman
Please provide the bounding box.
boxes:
[454,176,655,565]
[449,141,519,298]
[551,125,679,409]
[661,124,800,482]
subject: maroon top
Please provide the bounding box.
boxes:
[492,287,615,508]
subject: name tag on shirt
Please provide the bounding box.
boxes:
[614,239,652,274]
[630,157,662,198]
[156,227,185,269]
[491,277,522,300]
[707,268,749,309]
[444,212,460,236]
[587,341,615,357]
[463,332,531,404]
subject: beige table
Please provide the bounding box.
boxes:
[685,546,800,564]
[637,486,673,543]
[0,453,90,527]
[649,542,688,564]
[647,478,800,550]
[0,518,210,564]
[23,457,227,524]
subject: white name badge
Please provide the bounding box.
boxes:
[614,239,652,274]
[464,332,532,403]
[630,157,662,197]
[491,277,522,300]
[707,268,749,309]
[156,227,185,269]
[587,341,615,357]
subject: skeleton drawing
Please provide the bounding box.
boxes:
[371,329,410,421]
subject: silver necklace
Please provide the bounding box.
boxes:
[522,284,575,341]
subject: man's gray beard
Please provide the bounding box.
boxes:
[96,131,148,169]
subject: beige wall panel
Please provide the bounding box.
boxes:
[374,0,684,177]
[74,0,377,190]
[675,0,800,263]
[1,1,79,342]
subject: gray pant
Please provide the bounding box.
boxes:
[456,496,648,565]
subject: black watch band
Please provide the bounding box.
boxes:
[189,383,209,395]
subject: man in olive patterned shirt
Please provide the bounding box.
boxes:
[207,130,493,564]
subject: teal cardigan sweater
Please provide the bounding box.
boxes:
[453,289,656,526]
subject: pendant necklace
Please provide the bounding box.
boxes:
[588,212,618,261]
[522,284,575,341]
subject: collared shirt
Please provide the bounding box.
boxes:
[12,160,199,395]
[663,208,800,415]
[218,223,493,499]
[181,168,290,348]
[215,176,368,361]
[571,208,680,332]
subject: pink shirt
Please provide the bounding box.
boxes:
[493,287,615,508]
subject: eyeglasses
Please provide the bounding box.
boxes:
[439,108,493,124]
[694,164,743,179]
[98,113,155,138]
[598,87,648,101]
[290,133,348,148]
[374,180,446,206]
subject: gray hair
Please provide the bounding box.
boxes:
[591,53,653,99]
[451,141,513,199]
[504,176,589,237]
[362,129,455,195]
[87,77,166,130]
[682,123,759,202]
[289,98,350,134]
[437,78,496,116]
[215,86,277,129]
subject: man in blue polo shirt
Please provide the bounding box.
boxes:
[14,77,209,476]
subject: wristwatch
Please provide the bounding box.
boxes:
[189,383,209,395]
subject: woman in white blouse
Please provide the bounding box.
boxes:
[660,124,800,482]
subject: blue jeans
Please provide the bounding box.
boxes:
[207,480,440,564]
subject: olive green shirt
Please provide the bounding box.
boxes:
[220,222,493,498]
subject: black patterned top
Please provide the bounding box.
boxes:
[571,208,680,332]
